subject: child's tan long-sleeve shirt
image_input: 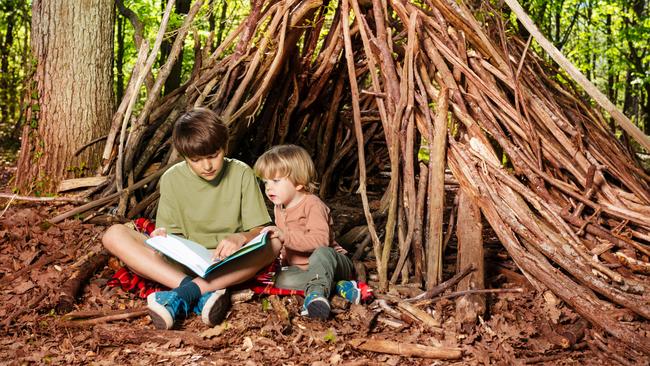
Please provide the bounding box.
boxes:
[274,194,346,267]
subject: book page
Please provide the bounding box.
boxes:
[146,234,213,276]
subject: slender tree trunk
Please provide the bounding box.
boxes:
[16,0,115,193]
[642,82,650,135]
[216,1,228,46]
[0,7,15,127]
[553,0,562,44]
[162,0,191,95]
[116,11,125,102]
[10,3,30,142]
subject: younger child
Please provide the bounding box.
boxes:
[102,108,282,329]
[254,144,363,319]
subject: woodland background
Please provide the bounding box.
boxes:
[0,0,649,176]
[0,0,649,364]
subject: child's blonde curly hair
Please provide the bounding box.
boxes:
[254,145,318,193]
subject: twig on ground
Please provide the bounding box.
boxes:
[349,338,463,359]
[406,264,475,302]
[59,308,148,327]
[415,288,525,307]
[0,193,87,205]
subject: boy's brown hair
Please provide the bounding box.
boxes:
[254,145,318,193]
[172,108,229,158]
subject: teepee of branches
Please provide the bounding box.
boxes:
[51,0,650,355]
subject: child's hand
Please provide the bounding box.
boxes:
[261,226,284,243]
[213,233,247,260]
[150,227,167,237]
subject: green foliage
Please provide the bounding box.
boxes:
[513,0,650,133]
[0,0,31,156]
[67,161,91,179]
[114,0,252,102]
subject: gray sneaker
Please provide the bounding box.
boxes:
[302,291,330,320]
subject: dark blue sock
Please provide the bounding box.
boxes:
[173,276,201,306]
[178,276,194,287]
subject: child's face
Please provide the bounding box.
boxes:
[262,176,305,208]
[185,149,225,181]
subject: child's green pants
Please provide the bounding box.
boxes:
[274,247,354,297]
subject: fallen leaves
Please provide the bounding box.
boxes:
[0,202,646,364]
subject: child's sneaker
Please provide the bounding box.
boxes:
[302,291,330,320]
[193,289,230,326]
[147,291,190,330]
[336,280,374,304]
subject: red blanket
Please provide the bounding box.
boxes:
[108,218,372,301]
[107,218,304,298]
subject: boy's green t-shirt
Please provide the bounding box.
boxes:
[155,158,271,249]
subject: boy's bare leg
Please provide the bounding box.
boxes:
[102,224,187,289]
[193,237,283,294]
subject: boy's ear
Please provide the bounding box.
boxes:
[295,184,305,191]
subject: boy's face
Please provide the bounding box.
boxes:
[185,149,225,181]
[262,176,305,209]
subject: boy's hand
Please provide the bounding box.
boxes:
[213,233,247,260]
[150,227,167,237]
[261,226,284,243]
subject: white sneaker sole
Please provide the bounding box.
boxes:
[201,288,230,326]
[147,293,174,330]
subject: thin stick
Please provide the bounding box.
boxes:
[0,193,87,204]
[416,288,525,306]
[341,0,384,282]
[74,135,108,156]
[0,193,16,218]
[59,309,149,327]
[0,253,66,289]
[406,264,475,302]
[49,163,173,224]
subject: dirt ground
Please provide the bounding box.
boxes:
[0,168,647,365]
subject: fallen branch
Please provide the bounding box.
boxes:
[397,301,441,330]
[0,193,88,204]
[349,338,463,359]
[59,308,148,327]
[95,324,226,349]
[0,252,66,289]
[56,251,110,314]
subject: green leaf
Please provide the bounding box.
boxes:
[323,328,336,343]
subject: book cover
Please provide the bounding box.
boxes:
[145,232,269,278]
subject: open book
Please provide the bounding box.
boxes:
[145,232,268,278]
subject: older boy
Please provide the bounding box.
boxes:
[102,108,281,330]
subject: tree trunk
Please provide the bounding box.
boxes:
[16,0,115,193]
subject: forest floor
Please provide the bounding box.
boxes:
[0,165,647,365]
